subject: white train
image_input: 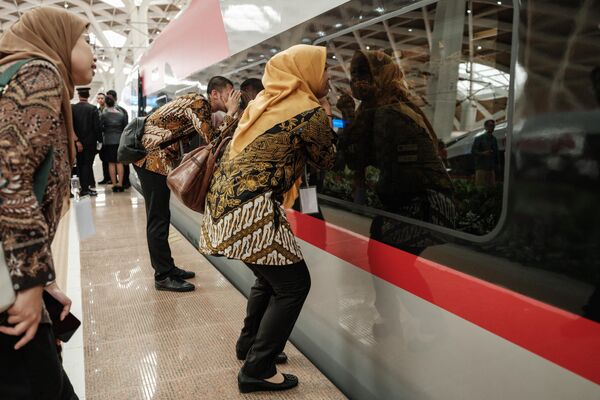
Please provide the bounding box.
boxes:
[127,1,600,399]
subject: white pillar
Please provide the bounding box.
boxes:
[427,0,467,140]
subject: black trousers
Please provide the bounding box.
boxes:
[0,324,77,400]
[75,147,95,192]
[134,165,175,279]
[237,260,311,379]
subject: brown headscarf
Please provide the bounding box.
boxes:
[0,7,89,164]
[350,50,438,150]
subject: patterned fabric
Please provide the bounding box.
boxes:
[134,93,234,176]
[369,189,456,255]
[200,107,336,265]
[0,60,70,293]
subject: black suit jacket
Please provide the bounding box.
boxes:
[72,101,102,149]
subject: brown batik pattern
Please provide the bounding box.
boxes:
[0,60,70,292]
[134,93,234,176]
[200,107,336,266]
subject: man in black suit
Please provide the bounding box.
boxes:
[106,89,131,189]
[72,87,101,196]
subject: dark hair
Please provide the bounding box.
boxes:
[106,89,117,99]
[97,92,105,97]
[105,95,115,107]
[484,119,495,127]
[240,78,264,93]
[207,76,233,96]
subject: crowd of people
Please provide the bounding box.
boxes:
[71,87,130,196]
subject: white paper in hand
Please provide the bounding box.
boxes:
[73,196,96,240]
[299,186,319,214]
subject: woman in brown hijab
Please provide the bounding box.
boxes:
[346,50,455,248]
[0,7,95,399]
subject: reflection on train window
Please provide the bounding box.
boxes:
[320,0,513,237]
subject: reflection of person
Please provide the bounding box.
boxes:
[100,94,128,192]
[472,119,499,186]
[133,89,240,292]
[347,50,453,341]
[0,7,95,399]
[349,50,454,238]
[200,44,336,393]
[72,87,101,196]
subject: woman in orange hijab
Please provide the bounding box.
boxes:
[0,7,94,399]
[200,44,336,393]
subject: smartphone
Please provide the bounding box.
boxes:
[42,291,81,342]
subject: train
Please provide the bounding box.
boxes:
[125,1,600,399]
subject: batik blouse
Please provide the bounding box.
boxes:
[199,107,336,265]
[134,93,234,176]
[0,60,70,296]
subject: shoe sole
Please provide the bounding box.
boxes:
[238,381,298,393]
[155,285,195,292]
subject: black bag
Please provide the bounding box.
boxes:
[117,116,147,163]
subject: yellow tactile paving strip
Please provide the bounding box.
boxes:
[80,187,347,400]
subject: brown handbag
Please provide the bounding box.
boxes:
[166,135,232,213]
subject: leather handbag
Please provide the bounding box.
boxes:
[167,135,231,214]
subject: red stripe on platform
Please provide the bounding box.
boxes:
[286,210,600,385]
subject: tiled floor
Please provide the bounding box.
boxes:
[80,185,346,399]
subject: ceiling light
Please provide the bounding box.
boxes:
[408,28,413,32]
[497,1,502,4]
[359,15,363,20]
[270,48,278,54]
[477,45,483,50]
[317,31,326,37]
[99,0,125,8]
[247,58,255,62]
[467,9,472,14]
[102,30,127,48]
[366,46,370,50]
[375,7,385,13]
[334,23,342,28]
[332,55,336,59]
[63,2,68,9]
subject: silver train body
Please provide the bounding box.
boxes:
[129,1,600,398]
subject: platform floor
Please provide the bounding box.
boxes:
[78,184,346,399]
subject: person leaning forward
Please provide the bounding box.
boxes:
[133,83,241,292]
[199,44,337,393]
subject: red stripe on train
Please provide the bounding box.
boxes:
[286,210,600,385]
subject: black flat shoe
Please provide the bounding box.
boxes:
[98,179,110,185]
[237,351,288,364]
[238,371,298,393]
[171,266,195,280]
[155,276,195,292]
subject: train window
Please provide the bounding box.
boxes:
[313,0,515,239]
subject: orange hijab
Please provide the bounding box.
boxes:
[229,44,326,158]
[0,7,88,164]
